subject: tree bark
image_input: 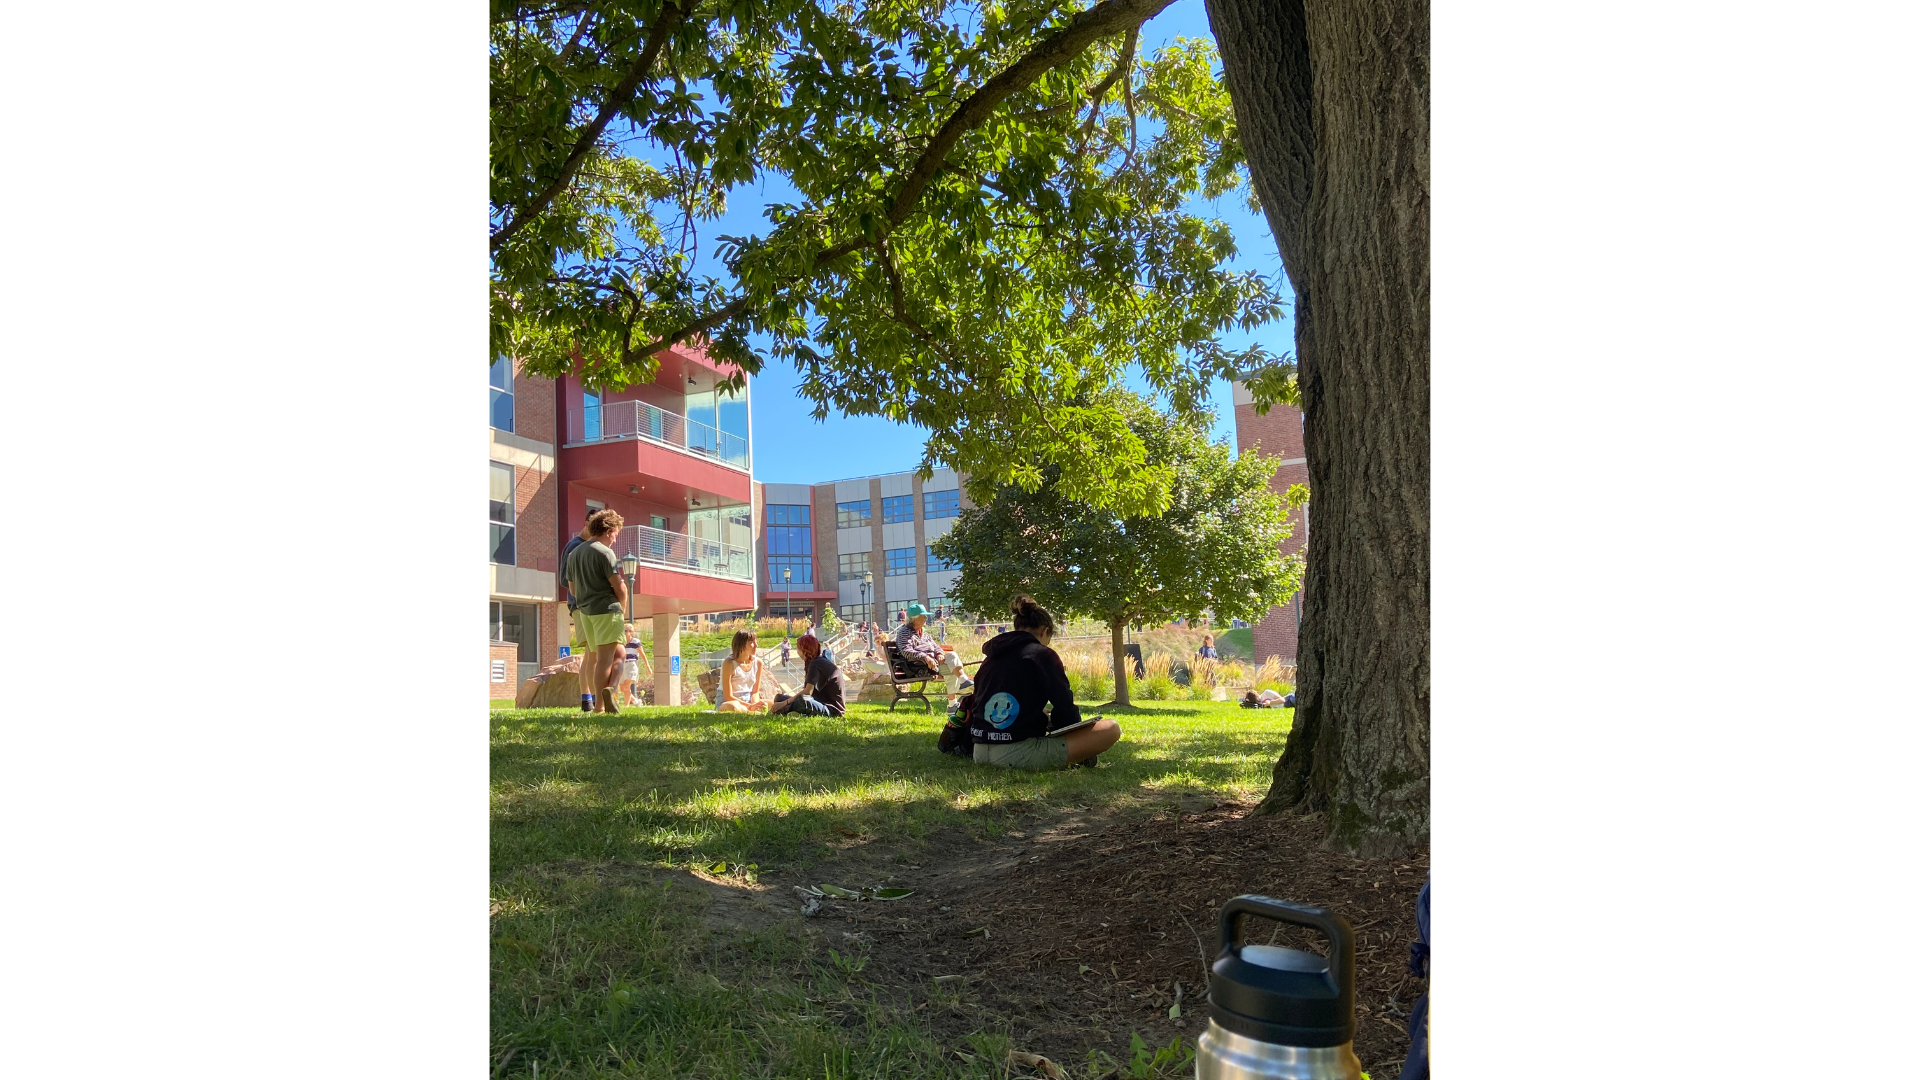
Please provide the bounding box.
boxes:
[1109,617,1132,706]
[1207,0,1429,856]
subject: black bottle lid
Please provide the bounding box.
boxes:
[1206,895,1355,1048]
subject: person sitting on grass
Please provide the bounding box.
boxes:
[965,595,1121,770]
[716,631,783,713]
[767,632,847,717]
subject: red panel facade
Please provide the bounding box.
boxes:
[1234,392,1309,663]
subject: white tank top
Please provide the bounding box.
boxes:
[730,658,762,701]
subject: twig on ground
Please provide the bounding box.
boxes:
[1176,908,1211,989]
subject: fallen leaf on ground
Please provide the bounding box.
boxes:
[1008,1050,1067,1079]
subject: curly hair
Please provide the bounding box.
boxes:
[586,508,625,537]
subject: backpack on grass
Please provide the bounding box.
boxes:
[937,694,974,756]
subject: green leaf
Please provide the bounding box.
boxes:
[816,883,860,898]
[869,888,914,900]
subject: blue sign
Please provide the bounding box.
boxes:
[558,646,571,658]
[670,655,681,675]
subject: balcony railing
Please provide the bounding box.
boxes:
[569,399,750,470]
[612,523,755,583]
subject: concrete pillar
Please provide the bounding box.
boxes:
[652,611,681,706]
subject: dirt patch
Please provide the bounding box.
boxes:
[764,799,1429,1079]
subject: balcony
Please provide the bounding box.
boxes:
[568,399,749,472]
[613,523,754,584]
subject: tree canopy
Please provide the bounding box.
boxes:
[491,0,1296,516]
[932,390,1303,701]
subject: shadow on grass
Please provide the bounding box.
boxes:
[492,705,1289,873]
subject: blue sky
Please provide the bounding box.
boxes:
[661,0,1294,484]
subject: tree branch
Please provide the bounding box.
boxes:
[621,0,1176,359]
[557,3,599,63]
[883,0,1174,231]
[1080,25,1137,131]
[491,0,687,252]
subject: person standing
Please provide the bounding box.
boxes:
[559,508,597,711]
[563,509,629,714]
[619,627,646,705]
[1196,634,1220,660]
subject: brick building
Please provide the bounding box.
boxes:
[1231,381,1309,663]
[489,355,562,701]
[489,342,758,702]
[754,468,971,629]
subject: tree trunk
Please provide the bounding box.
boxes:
[1109,617,1132,706]
[1207,0,1429,856]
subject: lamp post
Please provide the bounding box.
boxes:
[861,571,874,654]
[618,551,640,626]
[782,567,792,642]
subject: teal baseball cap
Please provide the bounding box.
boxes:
[905,602,929,619]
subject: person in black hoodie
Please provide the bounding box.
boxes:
[966,595,1122,769]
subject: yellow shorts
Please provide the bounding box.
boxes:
[575,611,626,650]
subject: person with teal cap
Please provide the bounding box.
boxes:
[892,601,971,697]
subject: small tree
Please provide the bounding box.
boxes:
[934,392,1303,705]
[820,604,843,637]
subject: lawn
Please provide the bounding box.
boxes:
[492,697,1293,1079]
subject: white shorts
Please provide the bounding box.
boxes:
[619,659,640,682]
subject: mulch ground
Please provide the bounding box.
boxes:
[772,799,1429,1078]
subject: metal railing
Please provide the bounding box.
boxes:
[569,399,750,470]
[612,522,755,583]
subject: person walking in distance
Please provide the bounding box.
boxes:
[563,509,629,714]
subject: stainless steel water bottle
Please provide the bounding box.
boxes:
[1196,896,1365,1080]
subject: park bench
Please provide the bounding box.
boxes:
[877,640,981,713]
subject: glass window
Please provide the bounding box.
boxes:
[884,547,915,577]
[881,495,914,523]
[836,500,871,530]
[766,528,812,556]
[582,387,602,441]
[838,551,870,581]
[923,488,960,519]
[839,603,871,625]
[767,555,812,589]
[767,504,811,527]
[490,462,515,565]
[886,598,920,620]
[490,356,514,432]
[925,546,957,573]
[491,600,537,663]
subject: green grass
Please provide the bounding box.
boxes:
[1216,626,1254,661]
[492,698,1284,1078]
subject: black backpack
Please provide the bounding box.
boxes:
[937,695,974,755]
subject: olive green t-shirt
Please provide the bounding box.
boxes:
[564,540,622,616]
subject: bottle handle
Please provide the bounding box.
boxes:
[1216,895,1355,999]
